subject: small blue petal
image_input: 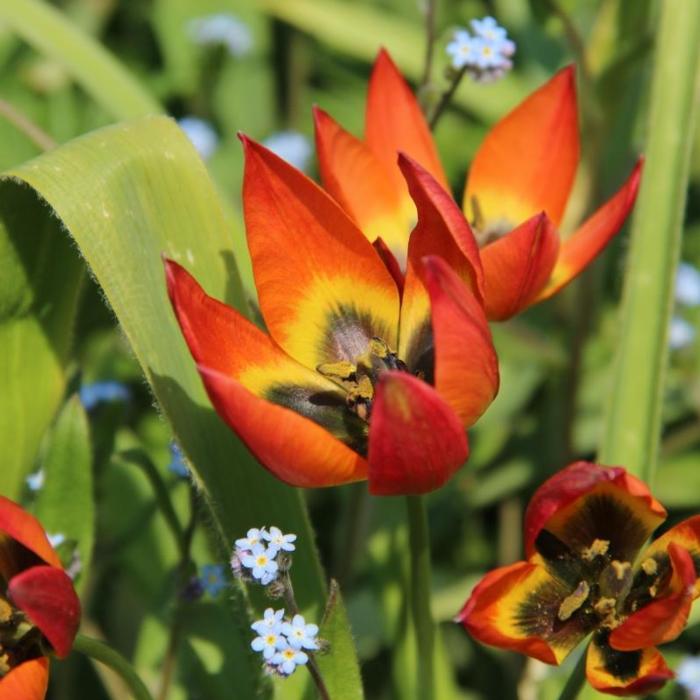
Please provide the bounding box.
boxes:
[669,316,696,350]
[200,563,227,596]
[168,442,190,478]
[187,13,253,57]
[677,655,700,693]
[26,469,45,492]
[676,262,700,306]
[262,131,312,172]
[79,381,130,411]
[178,116,219,160]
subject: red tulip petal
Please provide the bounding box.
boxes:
[367,371,467,495]
[480,213,560,320]
[0,658,49,700]
[464,66,579,230]
[397,154,485,366]
[314,106,412,259]
[8,566,80,657]
[421,256,498,427]
[0,497,61,577]
[373,237,405,297]
[610,543,695,651]
[524,461,666,560]
[457,560,588,665]
[199,365,368,488]
[640,515,700,597]
[365,49,448,195]
[537,160,643,301]
[241,135,400,369]
[165,259,370,459]
[586,635,673,697]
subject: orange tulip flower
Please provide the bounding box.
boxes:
[314,50,642,320]
[0,497,81,699]
[166,137,499,495]
[458,462,700,696]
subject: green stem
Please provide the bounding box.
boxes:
[405,495,435,700]
[598,0,700,482]
[428,66,467,129]
[73,633,154,700]
[556,648,587,700]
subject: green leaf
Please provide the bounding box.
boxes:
[599,0,700,483]
[34,394,94,592]
[1,115,361,697]
[0,0,159,120]
[0,180,84,498]
[316,580,363,700]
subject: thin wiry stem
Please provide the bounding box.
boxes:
[0,98,56,151]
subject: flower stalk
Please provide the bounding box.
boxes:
[73,633,154,700]
[406,495,435,700]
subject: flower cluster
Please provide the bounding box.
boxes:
[446,16,515,82]
[250,608,319,677]
[232,527,297,585]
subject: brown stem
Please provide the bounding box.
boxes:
[0,98,56,151]
[428,66,467,130]
[281,571,331,700]
[419,0,438,94]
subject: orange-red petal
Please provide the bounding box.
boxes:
[199,366,368,488]
[586,634,673,696]
[537,159,643,302]
[524,462,666,559]
[367,371,467,495]
[397,155,484,365]
[365,49,448,195]
[8,565,80,658]
[464,66,579,230]
[314,106,412,258]
[0,658,49,700]
[373,237,405,297]
[480,213,560,321]
[421,256,498,428]
[640,515,700,597]
[241,135,400,369]
[610,543,695,651]
[457,561,587,665]
[165,259,369,456]
[0,496,61,574]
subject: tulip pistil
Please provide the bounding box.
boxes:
[469,195,513,245]
[317,336,407,421]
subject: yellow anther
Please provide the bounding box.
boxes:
[593,597,616,618]
[470,195,485,232]
[317,360,357,382]
[0,599,12,625]
[368,337,391,359]
[611,560,631,581]
[641,558,658,576]
[649,584,658,598]
[557,581,590,621]
[581,539,610,561]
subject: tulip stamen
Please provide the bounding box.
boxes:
[317,336,407,422]
[0,595,46,677]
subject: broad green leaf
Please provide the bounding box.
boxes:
[1,116,362,698]
[316,580,363,700]
[0,180,84,498]
[34,394,94,593]
[599,0,700,483]
[0,0,159,120]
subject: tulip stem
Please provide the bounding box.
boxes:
[73,633,154,700]
[406,494,435,700]
[556,648,587,700]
